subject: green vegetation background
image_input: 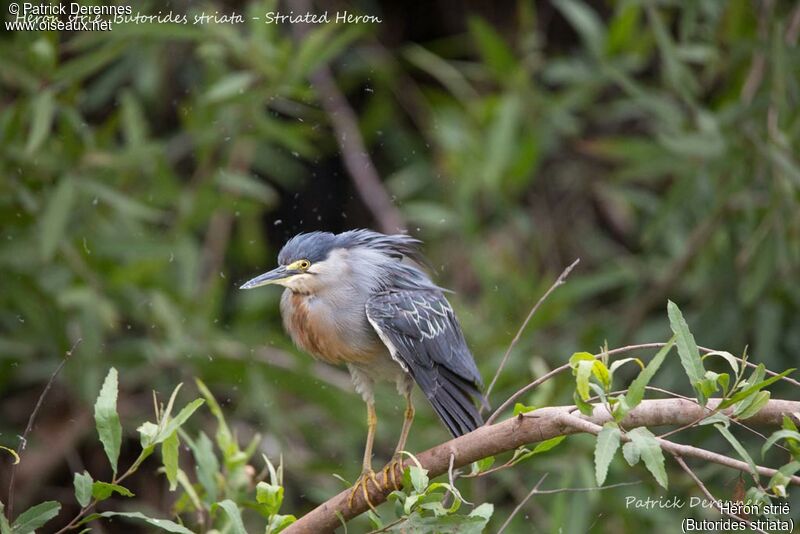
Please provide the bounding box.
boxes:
[1,0,799,531]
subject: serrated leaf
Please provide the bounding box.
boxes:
[162,431,179,491]
[667,301,706,405]
[40,178,76,261]
[11,501,60,534]
[595,423,621,486]
[214,500,246,534]
[73,471,93,507]
[94,368,122,476]
[627,427,668,489]
[91,482,134,501]
[622,441,639,465]
[90,512,193,533]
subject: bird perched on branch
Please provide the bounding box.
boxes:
[240,229,485,509]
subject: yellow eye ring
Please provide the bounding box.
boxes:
[298,260,311,270]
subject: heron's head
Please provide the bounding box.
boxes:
[239,232,341,293]
[239,229,426,294]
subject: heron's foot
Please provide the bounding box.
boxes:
[348,468,381,512]
[382,455,405,492]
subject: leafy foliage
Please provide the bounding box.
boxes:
[2,0,799,531]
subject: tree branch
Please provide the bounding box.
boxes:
[286,398,799,533]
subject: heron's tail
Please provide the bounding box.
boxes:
[414,366,484,437]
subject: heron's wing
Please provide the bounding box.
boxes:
[366,290,484,437]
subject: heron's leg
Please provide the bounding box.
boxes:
[384,377,415,490]
[348,399,381,511]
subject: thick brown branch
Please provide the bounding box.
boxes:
[286,398,799,533]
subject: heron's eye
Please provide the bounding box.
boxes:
[297,259,311,270]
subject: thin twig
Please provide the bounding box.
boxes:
[497,473,549,534]
[484,259,580,406]
[487,342,800,426]
[672,454,767,534]
[553,411,800,484]
[6,338,80,520]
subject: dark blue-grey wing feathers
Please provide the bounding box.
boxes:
[366,290,485,437]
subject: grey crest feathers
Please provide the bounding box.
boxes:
[277,229,425,267]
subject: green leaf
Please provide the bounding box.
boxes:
[11,501,60,534]
[762,429,800,458]
[91,482,134,501]
[187,431,219,503]
[592,361,611,390]
[468,16,517,78]
[195,378,233,453]
[513,403,536,416]
[622,441,639,466]
[609,357,644,377]
[734,390,770,420]
[155,399,205,445]
[408,465,430,493]
[203,72,257,103]
[26,89,56,154]
[470,456,495,475]
[162,431,180,492]
[573,390,594,416]
[595,423,621,486]
[94,368,122,476]
[575,360,594,400]
[268,514,296,533]
[73,471,93,507]
[0,501,11,534]
[510,436,567,467]
[89,512,194,533]
[715,424,759,482]
[700,351,739,375]
[213,500,247,534]
[667,301,706,405]
[623,338,675,415]
[718,368,795,409]
[627,427,668,489]
[256,481,284,516]
[767,461,800,497]
[40,178,76,261]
